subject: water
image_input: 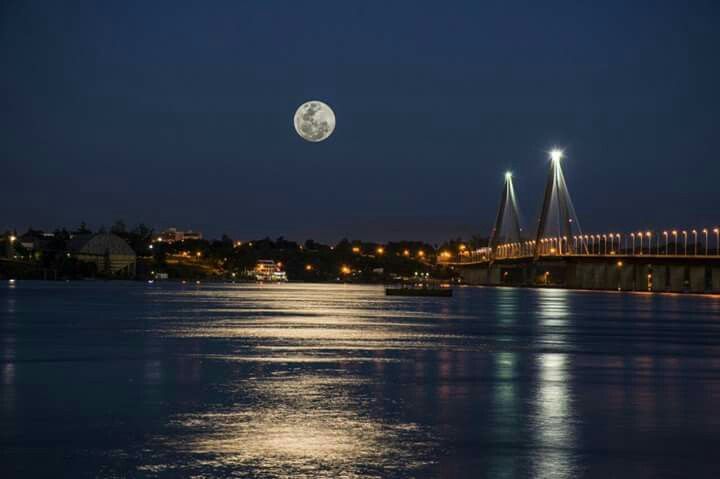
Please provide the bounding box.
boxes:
[2,282,720,477]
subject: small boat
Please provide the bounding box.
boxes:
[385,282,453,297]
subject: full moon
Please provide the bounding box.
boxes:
[293,100,336,142]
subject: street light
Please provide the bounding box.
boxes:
[550,149,564,164]
[637,231,643,255]
[692,230,697,256]
[631,233,635,255]
[672,230,678,255]
[682,230,688,256]
[663,231,668,255]
[646,232,652,256]
[715,228,720,256]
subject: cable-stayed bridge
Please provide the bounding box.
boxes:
[439,150,720,293]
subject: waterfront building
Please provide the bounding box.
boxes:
[158,228,204,243]
[255,260,287,282]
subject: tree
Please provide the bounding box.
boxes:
[77,221,91,234]
[111,220,127,235]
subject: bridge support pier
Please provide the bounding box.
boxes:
[488,266,501,285]
[689,266,706,293]
[635,264,650,292]
[458,265,487,285]
[712,268,720,293]
[619,265,635,291]
[651,265,668,292]
[668,266,685,292]
[604,264,620,290]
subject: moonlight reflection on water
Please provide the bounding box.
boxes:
[156,374,434,477]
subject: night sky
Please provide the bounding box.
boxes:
[2,0,719,243]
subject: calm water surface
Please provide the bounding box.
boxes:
[2,282,720,477]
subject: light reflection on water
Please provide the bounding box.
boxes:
[150,373,434,478]
[3,282,720,477]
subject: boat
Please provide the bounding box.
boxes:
[385,279,453,297]
[386,287,453,297]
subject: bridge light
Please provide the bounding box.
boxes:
[505,171,512,180]
[550,149,564,163]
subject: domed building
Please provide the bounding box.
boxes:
[70,233,136,277]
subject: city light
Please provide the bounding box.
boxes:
[417,250,425,257]
[305,264,313,271]
[352,246,361,253]
[340,265,351,274]
[376,246,384,255]
[9,235,16,243]
[402,249,410,257]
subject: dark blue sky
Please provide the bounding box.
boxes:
[2,0,719,242]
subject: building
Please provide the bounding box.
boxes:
[18,229,55,251]
[255,260,287,282]
[70,233,136,277]
[157,227,204,243]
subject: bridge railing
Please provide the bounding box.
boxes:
[437,227,720,264]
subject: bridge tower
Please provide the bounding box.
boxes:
[489,171,524,255]
[534,150,583,258]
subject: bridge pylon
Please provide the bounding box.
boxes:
[489,171,524,257]
[534,149,583,258]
